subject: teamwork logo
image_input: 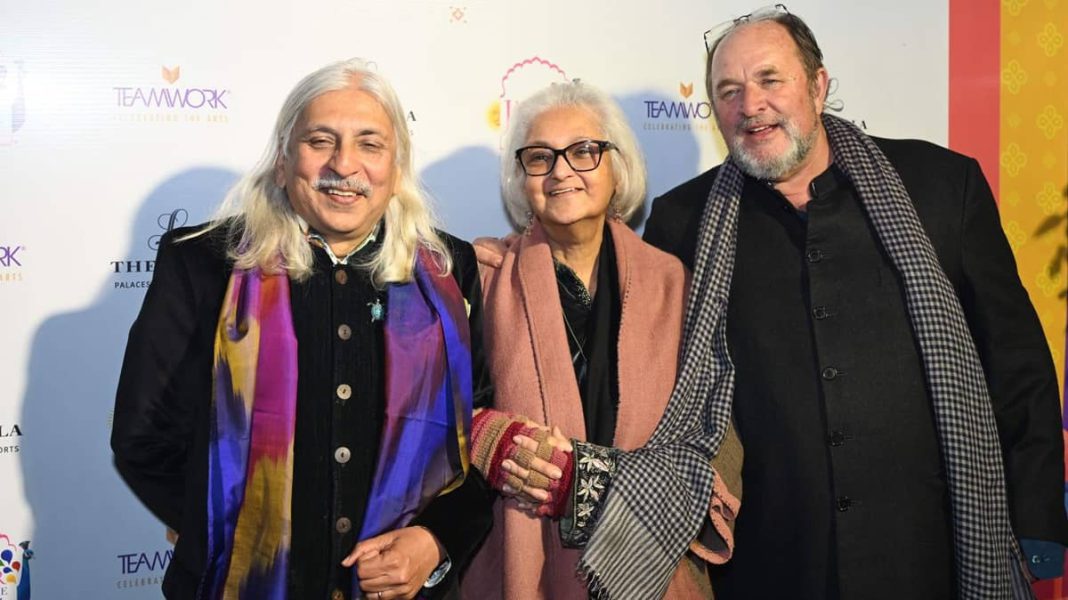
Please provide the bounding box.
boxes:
[114,65,228,110]
[0,55,26,146]
[113,65,230,124]
[0,535,32,599]
[0,244,24,283]
[487,57,569,133]
[116,547,172,590]
[642,81,715,132]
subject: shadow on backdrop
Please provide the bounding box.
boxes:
[421,145,510,241]
[19,167,238,599]
[616,89,703,232]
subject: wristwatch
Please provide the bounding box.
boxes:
[423,556,452,589]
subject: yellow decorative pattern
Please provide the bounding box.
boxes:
[1003,220,1028,250]
[1037,105,1064,139]
[1037,22,1064,56]
[1036,182,1062,214]
[1001,0,1068,395]
[1002,59,1029,93]
[1036,268,1062,297]
[1005,190,1023,207]
[1000,142,1028,175]
[1004,0,1031,17]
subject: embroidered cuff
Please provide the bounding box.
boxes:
[559,440,619,548]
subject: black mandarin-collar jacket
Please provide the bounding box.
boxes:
[112,224,495,599]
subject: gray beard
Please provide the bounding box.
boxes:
[729,121,818,181]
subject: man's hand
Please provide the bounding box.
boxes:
[342,526,445,600]
[473,236,512,269]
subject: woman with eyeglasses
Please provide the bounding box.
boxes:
[461,80,742,599]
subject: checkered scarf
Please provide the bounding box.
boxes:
[579,114,1031,599]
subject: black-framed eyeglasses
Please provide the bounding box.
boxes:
[703,4,789,54]
[515,140,614,176]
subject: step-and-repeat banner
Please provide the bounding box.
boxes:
[1,0,1064,597]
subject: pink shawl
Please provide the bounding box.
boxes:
[463,220,738,599]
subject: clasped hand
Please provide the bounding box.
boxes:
[499,424,573,516]
[342,526,444,600]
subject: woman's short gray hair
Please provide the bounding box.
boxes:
[499,80,647,231]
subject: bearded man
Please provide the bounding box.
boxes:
[643,6,1068,599]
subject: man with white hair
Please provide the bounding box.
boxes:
[643,5,1068,599]
[113,58,493,600]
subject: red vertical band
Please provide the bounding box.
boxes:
[948,0,1000,200]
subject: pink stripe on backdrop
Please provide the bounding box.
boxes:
[948,0,1000,201]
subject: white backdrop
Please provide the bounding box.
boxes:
[0,1,948,597]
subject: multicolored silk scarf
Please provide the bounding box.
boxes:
[199,248,473,600]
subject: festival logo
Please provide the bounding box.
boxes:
[641,81,715,133]
[448,5,467,24]
[110,208,188,291]
[115,547,172,591]
[0,244,24,284]
[486,57,569,133]
[113,65,230,124]
[0,534,32,599]
[0,55,26,146]
[0,423,22,455]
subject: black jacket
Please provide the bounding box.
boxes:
[644,137,1068,596]
[111,224,495,599]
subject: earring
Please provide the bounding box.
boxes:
[609,205,623,223]
[523,210,534,236]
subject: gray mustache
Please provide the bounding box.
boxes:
[737,116,784,133]
[314,177,372,195]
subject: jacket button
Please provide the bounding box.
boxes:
[331,590,345,600]
[806,248,824,263]
[337,324,352,340]
[334,269,348,285]
[836,496,853,512]
[335,517,352,533]
[820,367,839,380]
[812,305,830,320]
[334,446,351,464]
[336,384,352,400]
[828,431,846,447]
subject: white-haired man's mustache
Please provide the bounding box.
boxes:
[313,176,372,196]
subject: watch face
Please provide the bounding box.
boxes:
[424,557,452,588]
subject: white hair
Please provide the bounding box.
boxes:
[194,57,449,285]
[499,80,647,231]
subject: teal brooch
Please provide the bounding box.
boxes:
[368,298,384,322]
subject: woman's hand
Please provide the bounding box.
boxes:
[342,526,445,600]
[501,425,573,513]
